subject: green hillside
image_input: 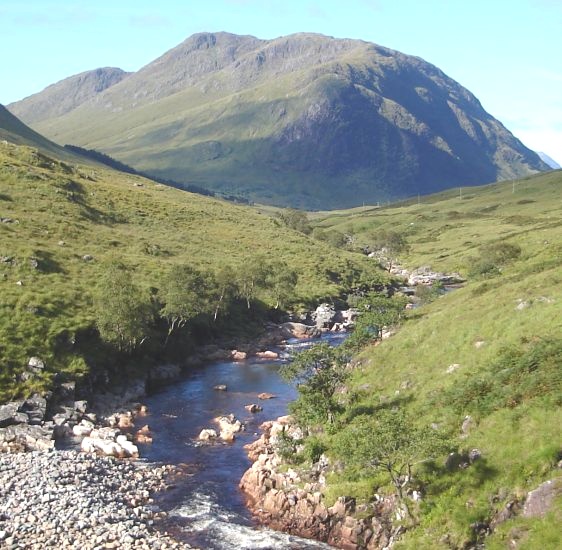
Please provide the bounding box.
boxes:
[287,171,562,548]
[0,140,384,402]
[9,32,547,209]
[0,105,84,164]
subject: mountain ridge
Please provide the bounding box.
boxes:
[8,32,548,208]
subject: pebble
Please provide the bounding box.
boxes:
[0,450,194,549]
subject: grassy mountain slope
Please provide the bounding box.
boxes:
[0,141,384,401]
[8,32,548,209]
[0,105,85,164]
[308,171,562,548]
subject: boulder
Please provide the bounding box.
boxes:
[312,303,337,329]
[198,428,218,441]
[245,404,263,413]
[27,357,45,370]
[231,350,247,361]
[523,479,562,518]
[281,322,321,339]
[72,419,95,437]
[215,414,244,441]
[255,350,279,359]
[258,392,276,400]
[20,394,47,425]
[0,403,21,428]
[135,424,153,444]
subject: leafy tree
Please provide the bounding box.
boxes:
[311,227,348,249]
[159,265,213,345]
[212,265,239,321]
[333,410,450,519]
[368,229,409,272]
[345,293,408,351]
[276,208,312,235]
[267,262,298,309]
[94,263,153,353]
[281,343,348,427]
[235,260,271,309]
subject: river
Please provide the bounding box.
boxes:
[136,332,347,549]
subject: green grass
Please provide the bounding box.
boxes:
[0,141,384,401]
[300,170,562,547]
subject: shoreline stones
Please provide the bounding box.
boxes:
[240,416,397,549]
[0,450,192,549]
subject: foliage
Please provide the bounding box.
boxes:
[344,292,408,351]
[266,262,298,309]
[311,227,348,249]
[468,241,522,279]
[274,428,304,464]
[367,229,410,271]
[333,410,451,512]
[281,342,348,427]
[443,337,562,417]
[235,259,272,309]
[212,265,239,321]
[158,264,214,344]
[94,263,153,353]
[276,208,312,234]
[414,282,443,304]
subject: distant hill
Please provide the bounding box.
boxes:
[538,151,561,169]
[8,67,129,125]
[9,32,549,209]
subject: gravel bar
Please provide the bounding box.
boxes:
[0,450,194,549]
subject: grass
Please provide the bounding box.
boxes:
[0,140,384,401]
[298,170,562,547]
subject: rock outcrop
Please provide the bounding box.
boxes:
[240,416,399,549]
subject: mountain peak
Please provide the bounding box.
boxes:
[7,32,549,208]
[8,67,129,125]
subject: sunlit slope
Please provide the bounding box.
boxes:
[316,170,562,548]
[0,141,383,399]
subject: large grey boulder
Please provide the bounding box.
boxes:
[312,303,337,329]
[0,403,22,428]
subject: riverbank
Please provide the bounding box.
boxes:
[0,450,194,549]
[239,416,401,550]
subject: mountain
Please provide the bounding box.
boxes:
[538,151,561,169]
[8,32,549,209]
[8,67,129,125]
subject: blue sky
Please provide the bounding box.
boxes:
[1,0,561,163]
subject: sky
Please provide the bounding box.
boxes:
[1,0,561,164]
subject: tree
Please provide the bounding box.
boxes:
[281,343,348,427]
[159,265,213,345]
[333,410,450,519]
[368,229,409,272]
[94,263,153,353]
[344,293,408,351]
[235,260,271,309]
[267,262,298,309]
[276,208,312,235]
[212,265,238,321]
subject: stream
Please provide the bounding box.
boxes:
[136,332,347,549]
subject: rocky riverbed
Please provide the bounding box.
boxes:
[0,450,193,549]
